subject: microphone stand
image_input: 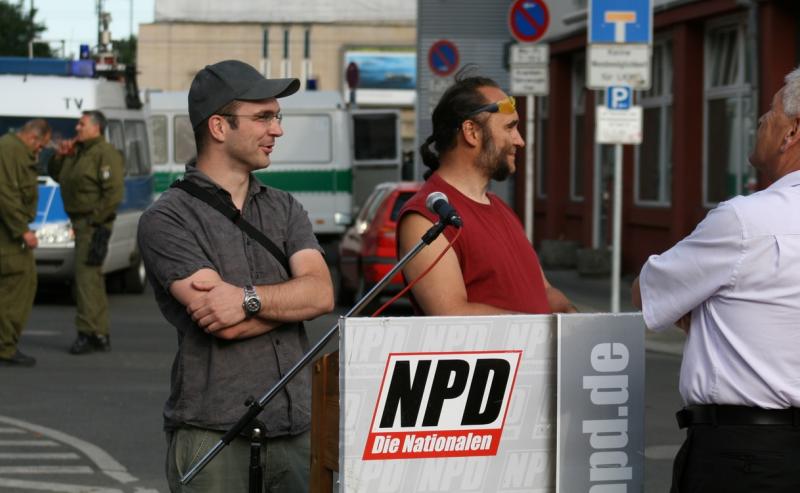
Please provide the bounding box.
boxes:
[180,219,451,486]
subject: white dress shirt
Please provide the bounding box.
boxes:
[640,170,800,408]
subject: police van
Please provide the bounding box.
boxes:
[146,89,402,244]
[0,57,154,293]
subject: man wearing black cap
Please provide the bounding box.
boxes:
[138,60,334,491]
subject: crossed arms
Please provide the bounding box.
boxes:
[170,249,334,340]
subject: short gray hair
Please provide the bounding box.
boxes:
[783,66,800,117]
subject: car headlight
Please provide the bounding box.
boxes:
[36,222,75,245]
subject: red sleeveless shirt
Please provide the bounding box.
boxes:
[399,173,551,314]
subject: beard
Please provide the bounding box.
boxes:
[476,130,514,182]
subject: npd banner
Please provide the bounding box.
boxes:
[339,313,645,492]
[362,350,522,460]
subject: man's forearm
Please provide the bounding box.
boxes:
[256,272,334,322]
[212,316,281,340]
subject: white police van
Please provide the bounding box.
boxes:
[0,57,154,293]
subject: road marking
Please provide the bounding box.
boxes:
[0,428,24,434]
[0,452,81,460]
[0,440,58,447]
[0,466,93,474]
[21,330,60,337]
[644,444,681,460]
[0,415,137,484]
[0,478,124,492]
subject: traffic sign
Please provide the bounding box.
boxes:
[510,43,549,65]
[346,62,359,89]
[596,105,643,144]
[508,0,550,43]
[509,43,549,95]
[587,43,650,89]
[428,40,460,77]
[589,0,652,44]
[606,86,632,109]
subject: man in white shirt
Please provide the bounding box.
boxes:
[633,66,800,492]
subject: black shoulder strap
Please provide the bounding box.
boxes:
[170,179,291,275]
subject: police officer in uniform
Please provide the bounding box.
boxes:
[49,110,124,354]
[0,119,51,366]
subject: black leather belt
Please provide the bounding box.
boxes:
[677,405,800,429]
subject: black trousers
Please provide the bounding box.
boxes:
[671,424,800,492]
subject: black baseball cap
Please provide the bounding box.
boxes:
[188,60,300,129]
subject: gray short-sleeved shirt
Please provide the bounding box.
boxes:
[137,163,322,436]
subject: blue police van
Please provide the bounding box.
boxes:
[0,57,154,293]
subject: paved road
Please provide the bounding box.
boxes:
[0,275,685,492]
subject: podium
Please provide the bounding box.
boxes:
[310,313,644,492]
[310,351,339,492]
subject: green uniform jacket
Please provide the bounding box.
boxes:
[48,136,124,225]
[0,133,38,255]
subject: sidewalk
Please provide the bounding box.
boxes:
[544,269,686,356]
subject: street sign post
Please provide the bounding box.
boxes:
[588,1,652,313]
[588,0,652,43]
[596,85,643,312]
[510,44,549,95]
[346,61,359,106]
[428,39,460,77]
[508,0,550,43]
[507,0,551,243]
[587,0,653,90]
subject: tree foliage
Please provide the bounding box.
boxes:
[114,35,137,67]
[0,0,53,57]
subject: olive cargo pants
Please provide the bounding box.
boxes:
[0,248,36,358]
[73,218,110,336]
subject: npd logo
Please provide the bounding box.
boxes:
[362,351,522,460]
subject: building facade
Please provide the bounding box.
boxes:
[136,0,417,144]
[524,0,800,273]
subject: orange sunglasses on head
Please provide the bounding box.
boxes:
[464,96,517,118]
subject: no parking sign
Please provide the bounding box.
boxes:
[508,0,550,43]
[428,40,460,77]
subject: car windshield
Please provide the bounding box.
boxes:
[0,116,78,175]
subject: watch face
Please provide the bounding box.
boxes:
[245,297,261,314]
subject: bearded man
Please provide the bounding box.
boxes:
[397,73,575,315]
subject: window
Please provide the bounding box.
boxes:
[352,113,398,161]
[149,115,168,165]
[635,39,673,206]
[536,97,549,198]
[174,115,195,164]
[124,120,151,176]
[704,20,756,205]
[270,115,332,164]
[107,119,125,153]
[570,53,586,201]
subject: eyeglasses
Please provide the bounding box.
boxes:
[464,96,517,119]
[217,112,283,125]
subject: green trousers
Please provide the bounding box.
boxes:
[73,219,109,335]
[0,248,36,358]
[166,427,310,493]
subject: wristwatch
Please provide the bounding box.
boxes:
[242,285,262,318]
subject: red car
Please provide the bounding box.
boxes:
[337,181,422,307]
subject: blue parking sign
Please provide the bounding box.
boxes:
[589,0,652,44]
[606,86,632,109]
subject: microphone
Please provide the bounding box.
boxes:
[426,192,463,228]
